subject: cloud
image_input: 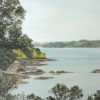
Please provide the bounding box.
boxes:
[20,0,100,42]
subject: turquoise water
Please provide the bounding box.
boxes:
[12,48,100,100]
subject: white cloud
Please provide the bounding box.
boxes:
[20,0,100,42]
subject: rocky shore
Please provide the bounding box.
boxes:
[0,58,55,84]
[0,58,74,84]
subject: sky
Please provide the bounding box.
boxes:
[20,0,100,42]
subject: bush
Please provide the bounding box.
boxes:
[48,83,83,100]
[13,48,46,59]
[0,73,17,97]
[0,50,16,70]
[87,90,100,100]
[32,48,46,59]
[13,49,27,59]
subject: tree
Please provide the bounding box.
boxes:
[87,90,100,100]
[50,83,69,100]
[69,86,83,100]
[27,93,35,100]
[0,0,25,49]
[0,49,16,70]
[47,96,56,100]
[20,34,34,58]
[0,73,17,99]
[0,0,25,70]
[0,0,36,70]
[48,83,83,100]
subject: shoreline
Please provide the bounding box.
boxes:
[0,58,56,85]
[1,57,99,85]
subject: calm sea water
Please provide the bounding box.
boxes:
[12,48,100,100]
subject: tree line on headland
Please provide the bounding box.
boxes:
[34,40,100,48]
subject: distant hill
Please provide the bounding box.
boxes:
[34,40,100,48]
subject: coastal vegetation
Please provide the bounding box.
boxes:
[0,0,100,100]
[0,0,45,70]
[87,90,100,100]
[0,74,99,100]
[34,40,100,48]
[13,48,46,60]
[0,73,17,99]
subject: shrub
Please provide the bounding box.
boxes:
[13,49,27,59]
[48,83,83,100]
[32,48,46,59]
[0,50,16,70]
[0,73,17,97]
[87,90,100,100]
[13,48,46,59]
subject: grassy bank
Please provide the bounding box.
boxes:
[13,48,46,59]
[0,48,46,71]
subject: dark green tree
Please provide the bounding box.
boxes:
[47,96,56,100]
[0,49,16,70]
[0,73,17,99]
[87,90,100,100]
[0,0,26,70]
[0,0,25,49]
[20,34,34,58]
[27,93,35,100]
[0,0,36,70]
[69,86,83,100]
[48,83,83,100]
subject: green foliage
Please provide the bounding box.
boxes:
[47,96,56,100]
[0,50,16,70]
[0,0,26,70]
[13,49,27,59]
[2,83,82,100]
[41,40,100,48]
[87,90,100,100]
[27,93,35,99]
[69,86,83,100]
[13,48,46,59]
[0,73,17,98]
[0,0,25,49]
[19,34,34,58]
[0,93,44,100]
[0,77,100,100]
[0,0,46,71]
[32,48,46,59]
[49,83,83,100]
[42,42,66,48]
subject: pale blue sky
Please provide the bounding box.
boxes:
[20,0,100,42]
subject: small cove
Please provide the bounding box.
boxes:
[11,48,100,100]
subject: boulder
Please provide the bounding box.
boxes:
[17,67,25,72]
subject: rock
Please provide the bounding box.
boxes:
[49,71,55,73]
[56,71,68,73]
[49,70,73,75]
[25,69,45,75]
[35,77,54,80]
[16,81,29,84]
[14,61,19,64]
[17,67,25,72]
[92,69,100,73]
[36,69,43,72]
[7,60,25,73]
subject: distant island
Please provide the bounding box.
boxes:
[34,40,100,48]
